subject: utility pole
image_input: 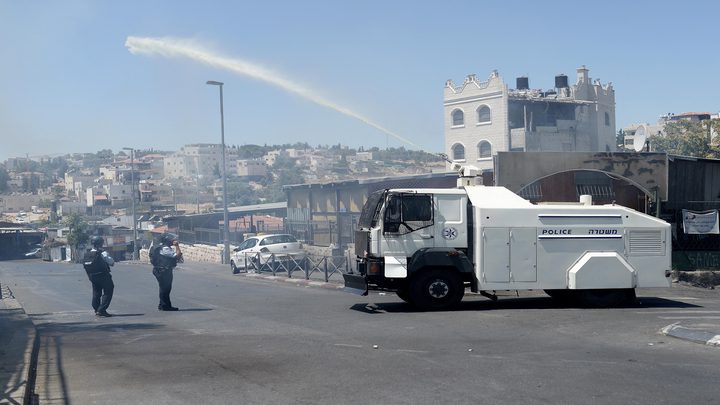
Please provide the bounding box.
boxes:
[122,147,138,260]
[207,80,231,264]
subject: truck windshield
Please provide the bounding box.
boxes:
[358,190,385,229]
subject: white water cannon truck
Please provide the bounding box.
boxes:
[343,165,671,310]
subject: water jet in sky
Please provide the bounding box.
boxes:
[125,36,420,148]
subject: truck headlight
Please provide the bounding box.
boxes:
[368,262,381,275]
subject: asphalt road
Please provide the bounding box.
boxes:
[1,259,719,405]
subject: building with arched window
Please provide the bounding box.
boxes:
[478,140,492,159]
[451,143,465,161]
[451,109,464,126]
[444,66,616,171]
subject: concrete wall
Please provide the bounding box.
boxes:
[495,151,668,201]
[0,193,43,212]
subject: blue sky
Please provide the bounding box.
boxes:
[1,0,718,161]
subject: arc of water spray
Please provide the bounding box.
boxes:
[125,36,420,149]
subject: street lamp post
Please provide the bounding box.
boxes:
[207,80,230,264]
[122,147,138,261]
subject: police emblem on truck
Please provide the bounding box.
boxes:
[442,227,458,240]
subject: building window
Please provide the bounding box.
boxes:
[477,105,491,124]
[605,112,610,126]
[451,109,464,126]
[452,143,465,161]
[478,141,492,159]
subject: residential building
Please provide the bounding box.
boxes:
[0,193,43,212]
[662,112,713,123]
[236,159,267,179]
[103,184,133,203]
[622,122,665,151]
[58,200,86,216]
[164,144,236,180]
[624,112,718,151]
[99,164,120,181]
[64,172,97,198]
[444,66,616,171]
[262,150,287,167]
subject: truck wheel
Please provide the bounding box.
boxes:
[410,269,464,310]
[576,289,636,308]
[231,260,239,274]
[396,289,413,304]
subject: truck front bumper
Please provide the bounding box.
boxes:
[342,273,369,296]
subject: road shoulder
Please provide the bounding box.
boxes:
[0,285,38,404]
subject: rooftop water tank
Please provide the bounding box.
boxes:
[555,74,569,88]
[516,77,529,90]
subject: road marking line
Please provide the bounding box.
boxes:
[333,343,363,348]
[469,355,505,360]
[396,349,429,353]
[658,316,720,320]
[125,334,157,344]
[633,311,720,314]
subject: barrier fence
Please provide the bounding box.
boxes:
[231,252,349,283]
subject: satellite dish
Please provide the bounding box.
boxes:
[633,125,648,152]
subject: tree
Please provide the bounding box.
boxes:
[616,129,627,151]
[0,166,9,192]
[650,121,718,158]
[64,213,90,262]
[225,180,258,205]
[21,174,40,193]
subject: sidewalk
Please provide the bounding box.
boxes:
[660,272,720,347]
[242,271,345,290]
[0,284,38,405]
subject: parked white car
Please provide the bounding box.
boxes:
[230,234,306,274]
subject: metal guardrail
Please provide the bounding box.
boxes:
[235,252,349,282]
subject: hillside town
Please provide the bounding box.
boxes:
[0,143,444,261]
[3,4,720,403]
[1,67,719,269]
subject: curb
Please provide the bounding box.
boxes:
[0,285,39,405]
[661,323,720,347]
[241,272,345,290]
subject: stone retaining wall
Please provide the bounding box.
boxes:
[139,243,224,264]
[674,270,720,288]
[139,242,356,269]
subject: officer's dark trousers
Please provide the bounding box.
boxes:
[88,272,114,313]
[152,267,174,309]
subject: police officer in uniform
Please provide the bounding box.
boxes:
[152,233,183,311]
[84,236,115,317]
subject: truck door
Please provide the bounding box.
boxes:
[433,194,467,249]
[381,193,435,258]
[482,227,537,283]
[509,228,537,282]
[482,228,510,282]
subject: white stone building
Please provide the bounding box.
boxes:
[164,144,237,180]
[444,66,616,171]
[236,160,267,178]
[64,172,97,198]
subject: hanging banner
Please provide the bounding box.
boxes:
[682,209,719,234]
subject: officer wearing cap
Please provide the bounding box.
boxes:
[151,233,183,311]
[83,236,115,317]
